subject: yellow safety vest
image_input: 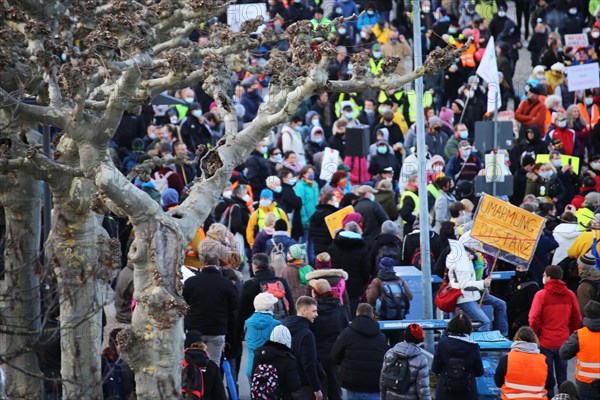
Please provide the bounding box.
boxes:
[175,104,189,121]
[334,93,362,118]
[407,90,433,123]
[378,90,404,105]
[400,190,420,223]
[576,207,595,231]
[369,58,384,76]
[427,184,439,200]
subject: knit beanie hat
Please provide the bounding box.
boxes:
[315,252,332,269]
[270,325,292,348]
[439,107,454,123]
[404,323,424,343]
[253,293,279,311]
[578,253,596,270]
[342,212,362,229]
[184,330,204,348]
[288,244,306,261]
[378,257,395,274]
[584,300,600,319]
[274,219,288,232]
[161,188,179,207]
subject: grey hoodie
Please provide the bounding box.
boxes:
[381,341,432,400]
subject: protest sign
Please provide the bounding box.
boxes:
[565,33,589,48]
[535,154,580,174]
[227,3,267,32]
[470,194,545,265]
[320,147,340,181]
[325,205,354,238]
[567,63,600,92]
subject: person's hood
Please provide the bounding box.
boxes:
[349,316,381,337]
[258,340,294,359]
[247,312,277,330]
[392,341,422,358]
[315,203,339,213]
[377,128,390,143]
[316,296,343,310]
[305,110,319,126]
[273,230,291,238]
[305,268,348,280]
[375,233,401,246]
[184,348,210,367]
[553,223,580,240]
[378,271,398,280]
[334,231,365,248]
[526,125,542,143]
[284,315,311,335]
[543,278,571,295]
[581,269,600,281]
[583,316,600,332]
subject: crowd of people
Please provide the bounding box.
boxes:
[26,0,600,399]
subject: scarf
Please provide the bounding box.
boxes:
[510,340,540,354]
[304,178,315,187]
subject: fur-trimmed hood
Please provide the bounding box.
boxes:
[305,268,349,280]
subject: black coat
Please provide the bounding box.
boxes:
[327,134,346,159]
[353,197,390,247]
[331,316,389,392]
[309,204,338,255]
[182,348,227,400]
[182,267,238,336]
[506,278,540,338]
[245,150,273,200]
[328,232,371,298]
[369,233,403,269]
[278,183,304,239]
[112,111,146,151]
[368,152,401,180]
[252,341,301,399]
[402,229,443,266]
[312,297,349,363]
[283,316,323,391]
[237,269,296,337]
[180,115,212,150]
[431,334,484,400]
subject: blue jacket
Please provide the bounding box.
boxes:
[245,312,281,377]
[357,12,381,31]
[295,179,320,227]
[265,232,297,256]
[445,153,482,182]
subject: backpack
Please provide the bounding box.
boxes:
[269,240,287,277]
[150,170,174,194]
[181,358,205,400]
[330,279,346,304]
[444,358,471,393]
[582,280,600,302]
[260,281,290,321]
[376,280,409,320]
[380,354,411,393]
[411,248,436,270]
[375,242,403,266]
[219,203,239,226]
[250,362,281,399]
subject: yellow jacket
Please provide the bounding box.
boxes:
[246,202,290,247]
[567,231,600,259]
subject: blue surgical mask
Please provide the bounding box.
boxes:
[365,109,374,115]
[294,126,303,133]
[461,149,471,158]
[184,97,195,104]
[367,10,374,15]
[288,178,298,186]
[585,98,594,105]
[448,27,457,34]
[274,186,282,193]
[377,146,387,154]
[552,159,562,168]
[569,8,577,15]
[312,119,320,126]
[372,52,382,59]
[192,110,203,118]
[271,154,283,163]
[308,173,315,180]
[345,112,354,120]
[336,7,343,14]
[338,27,346,35]
[261,146,268,154]
[459,130,469,139]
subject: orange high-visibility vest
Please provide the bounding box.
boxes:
[578,103,600,129]
[575,326,600,384]
[500,351,548,400]
[460,43,477,68]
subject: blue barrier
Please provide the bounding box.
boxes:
[379,319,449,331]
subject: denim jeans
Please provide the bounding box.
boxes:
[300,231,315,265]
[541,347,567,398]
[346,390,380,400]
[457,293,508,336]
[203,334,225,366]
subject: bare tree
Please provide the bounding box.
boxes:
[0,0,464,398]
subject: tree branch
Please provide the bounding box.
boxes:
[0,146,83,184]
[0,87,67,130]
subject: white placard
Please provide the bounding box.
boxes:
[320,147,340,181]
[567,63,600,92]
[227,3,267,33]
[565,33,589,48]
[485,153,505,183]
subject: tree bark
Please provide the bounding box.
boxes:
[0,144,43,399]
[44,136,111,400]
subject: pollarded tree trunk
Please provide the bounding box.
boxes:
[44,136,112,399]
[0,152,43,399]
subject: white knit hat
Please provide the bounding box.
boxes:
[270,325,292,348]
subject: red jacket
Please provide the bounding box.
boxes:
[571,188,595,209]
[529,279,582,349]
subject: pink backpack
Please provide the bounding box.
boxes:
[330,279,346,305]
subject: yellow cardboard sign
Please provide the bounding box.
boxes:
[325,205,355,238]
[470,194,545,264]
[535,154,580,174]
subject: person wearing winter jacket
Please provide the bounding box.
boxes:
[380,323,431,400]
[309,194,339,255]
[494,327,555,400]
[244,293,281,380]
[182,331,227,400]
[306,252,351,316]
[331,303,389,399]
[251,325,301,398]
[251,211,277,256]
[551,213,581,264]
[295,165,319,262]
[370,220,403,268]
[545,112,580,156]
[328,221,371,316]
[354,185,391,247]
[264,219,297,258]
[369,142,401,181]
[559,300,600,400]
[280,244,313,303]
[529,265,583,396]
[309,278,349,400]
[431,313,484,400]
[506,266,540,339]
[246,189,290,248]
[576,254,600,318]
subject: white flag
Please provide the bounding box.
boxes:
[476,36,501,113]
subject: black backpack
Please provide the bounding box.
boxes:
[375,242,403,266]
[444,358,471,393]
[380,354,411,393]
[376,281,409,320]
[181,358,205,400]
[411,248,436,270]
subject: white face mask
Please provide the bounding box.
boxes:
[184,97,195,104]
[222,190,232,199]
[259,199,272,208]
[242,194,251,202]
[592,31,600,39]
[556,120,567,128]
[423,6,430,13]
